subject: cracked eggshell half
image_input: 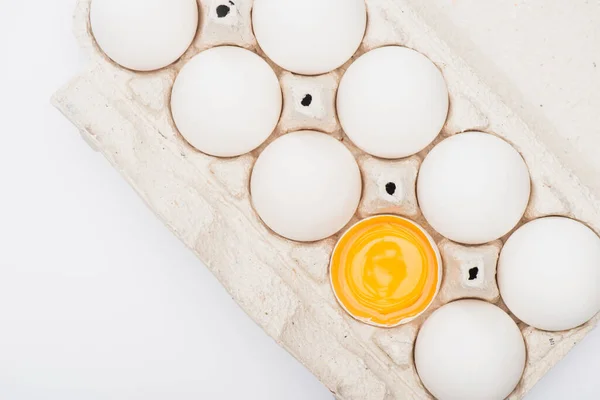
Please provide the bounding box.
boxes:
[330,215,442,327]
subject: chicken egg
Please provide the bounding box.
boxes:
[498,217,600,331]
[415,300,526,400]
[171,46,282,157]
[252,0,367,75]
[337,46,449,159]
[250,131,362,242]
[330,215,442,327]
[417,132,531,244]
[91,0,199,71]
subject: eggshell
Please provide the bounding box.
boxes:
[250,131,362,242]
[417,132,531,244]
[252,0,367,75]
[171,46,282,157]
[498,217,600,331]
[415,300,526,400]
[91,0,199,71]
[337,46,449,159]
[330,215,442,327]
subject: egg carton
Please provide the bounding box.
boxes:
[53,0,600,399]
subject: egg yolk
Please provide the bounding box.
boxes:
[330,215,441,327]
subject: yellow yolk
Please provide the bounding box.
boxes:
[330,215,441,327]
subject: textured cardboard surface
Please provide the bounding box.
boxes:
[53,1,600,398]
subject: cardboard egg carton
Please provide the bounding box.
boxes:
[53,0,600,398]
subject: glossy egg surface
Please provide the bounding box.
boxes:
[330,215,441,327]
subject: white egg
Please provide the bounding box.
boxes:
[252,0,367,75]
[91,0,199,71]
[337,46,449,159]
[498,217,600,331]
[417,132,531,244]
[171,46,282,158]
[250,131,362,242]
[415,300,526,400]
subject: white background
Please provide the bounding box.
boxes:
[1,0,599,399]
